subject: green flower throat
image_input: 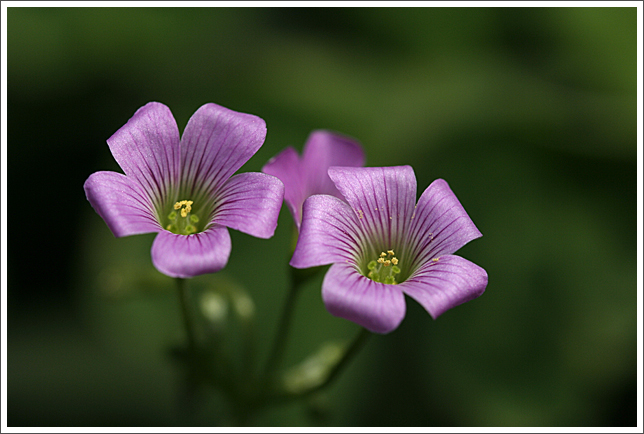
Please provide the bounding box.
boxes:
[166,200,201,235]
[366,250,401,285]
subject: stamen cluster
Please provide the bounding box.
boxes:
[367,250,401,285]
[166,200,200,235]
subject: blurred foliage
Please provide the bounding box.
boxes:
[6,6,637,427]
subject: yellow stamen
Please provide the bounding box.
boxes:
[391,257,399,265]
[377,257,385,264]
[167,200,199,235]
[174,200,194,217]
[383,260,391,267]
[387,250,395,256]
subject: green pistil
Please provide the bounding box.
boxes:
[165,200,200,235]
[366,250,401,284]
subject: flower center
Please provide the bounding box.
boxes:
[165,200,200,235]
[366,250,401,285]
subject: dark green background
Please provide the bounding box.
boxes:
[7,7,637,427]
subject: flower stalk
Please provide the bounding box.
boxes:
[176,278,197,352]
[262,271,303,378]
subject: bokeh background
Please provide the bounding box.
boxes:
[6,6,638,427]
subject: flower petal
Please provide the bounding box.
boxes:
[300,130,365,198]
[290,195,365,269]
[212,172,284,239]
[180,103,266,200]
[261,146,305,226]
[328,166,417,251]
[106,102,180,206]
[322,263,406,334]
[262,130,365,229]
[84,171,161,237]
[407,179,482,265]
[151,225,232,278]
[400,255,487,319]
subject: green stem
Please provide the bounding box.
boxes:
[174,277,200,424]
[176,277,197,351]
[263,267,304,377]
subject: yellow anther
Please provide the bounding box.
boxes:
[387,250,395,256]
[383,260,391,267]
[380,252,387,257]
[391,257,399,265]
[377,257,385,264]
[174,200,194,218]
[432,257,440,262]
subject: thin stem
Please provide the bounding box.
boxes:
[174,277,200,424]
[176,277,197,351]
[263,267,304,377]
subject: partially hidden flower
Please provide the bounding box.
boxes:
[261,130,365,230]
[84,102,284,278]
[290,166,487,334]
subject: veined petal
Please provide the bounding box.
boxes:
[84,171,161,237]
[408,179,482,266]
[262,131,365,230]
[180,103,266,201]
[328,166,417,251]
[400,255,487,319]
[262,147,305,227]
[151,225,232,278]
[322,262,406,334]
[300,130,365,198]
[290,195,365,269]
[106,102,180,206]
[212,172,284,239]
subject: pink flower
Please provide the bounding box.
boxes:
[290,166,487,333]
[84,102,284,278]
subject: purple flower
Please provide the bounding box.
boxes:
[290,166,487,334]
[262,130,365,230]
[84,102,284,278]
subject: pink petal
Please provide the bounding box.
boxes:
[322,263,406,334]
[106,102,180,206]
[84,171,161,237]
[300,130,365,198]
[151,225,232,278]
[290,195,365,269]
[407,179,482,266]
[212,172,284,239]
[262,147,304,226]
[262,130,365,229]
[180,103,266,200]
[328,166,417,250]
[400,255,487,319]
